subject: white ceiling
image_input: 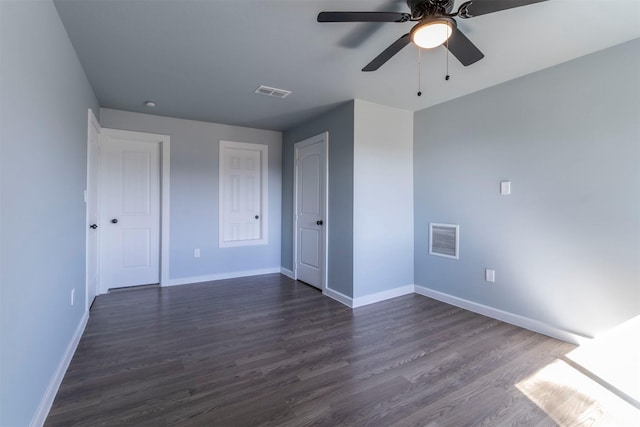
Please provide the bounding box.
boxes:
[54,0,640,131]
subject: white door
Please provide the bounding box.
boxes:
[86,110,100,309]
[223,148,261,241]
[99,129,160,291]
[295,133,327,289]
[219,141,268,247]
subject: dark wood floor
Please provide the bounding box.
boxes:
[46,274,629,426]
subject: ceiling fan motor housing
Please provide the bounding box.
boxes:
[407,0,455,19]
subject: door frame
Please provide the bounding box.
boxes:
[293,132,329,291]
[91,127,171,294]
[85,109,100,311]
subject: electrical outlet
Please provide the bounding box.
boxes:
[194,248,200,258]
[485,269,495,283]
[71,288,75,306]
[500,181,511,195]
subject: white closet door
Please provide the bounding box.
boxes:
[219,141,268,247]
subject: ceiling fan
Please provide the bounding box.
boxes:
[318,0,548,71]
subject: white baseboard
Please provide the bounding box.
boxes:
[323,284,415,309]
[352,284,415,308]
[165,267,281,287]
[323,287,353,308]
[414,285,590,345]
[31,310,89,427]
[280,267,295,280]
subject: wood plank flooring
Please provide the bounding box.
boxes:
[45,274,636,426]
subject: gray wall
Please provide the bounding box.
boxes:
[414,39,640,338]
[282,102,355,297]
[0,1,99,425]
[100,109,282,281]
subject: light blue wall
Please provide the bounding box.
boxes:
[0,1,99,425]
[282,102,355,297]
[353,100,414,297]
[99,109,282,281]
[414,39,640,338]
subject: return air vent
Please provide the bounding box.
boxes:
[254,85,291,99]
[429,223,459,259]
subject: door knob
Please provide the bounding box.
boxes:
[111,219,118,224]
[316,220,323,226]
[89,224,98,229]
[255,215,259,219]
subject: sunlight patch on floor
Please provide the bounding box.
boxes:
[517,315,640,426]
[567,315,640,405]
[516,359,639,426]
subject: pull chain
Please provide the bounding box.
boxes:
[417,47,422,96]
[445,37,450,81]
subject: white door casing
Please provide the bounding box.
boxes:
[294,132,328,289]
[98,129,170,292]
[219,141,268,248]
[86,109,100,310]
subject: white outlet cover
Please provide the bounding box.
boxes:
[485,269,496,283]
[500,181,511,195]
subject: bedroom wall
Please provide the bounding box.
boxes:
[282,100,414,302]
[413,38,640,338]
[0,1,100,425]
[100,108,282,283]
[353,100,414,298]
[282,101,355,297]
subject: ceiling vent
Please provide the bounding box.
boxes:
[254,85,291,99]
[429,223,459,259]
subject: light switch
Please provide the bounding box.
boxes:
[500,181,511,195]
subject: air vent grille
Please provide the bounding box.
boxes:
[254,85,291,99]
[429,223,459,259]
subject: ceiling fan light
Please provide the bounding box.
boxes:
[411,18,454,49]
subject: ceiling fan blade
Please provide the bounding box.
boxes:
[362,33,411,72]
[457,0,548,18]
[318,11,411,23]
[445,28,484,66]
